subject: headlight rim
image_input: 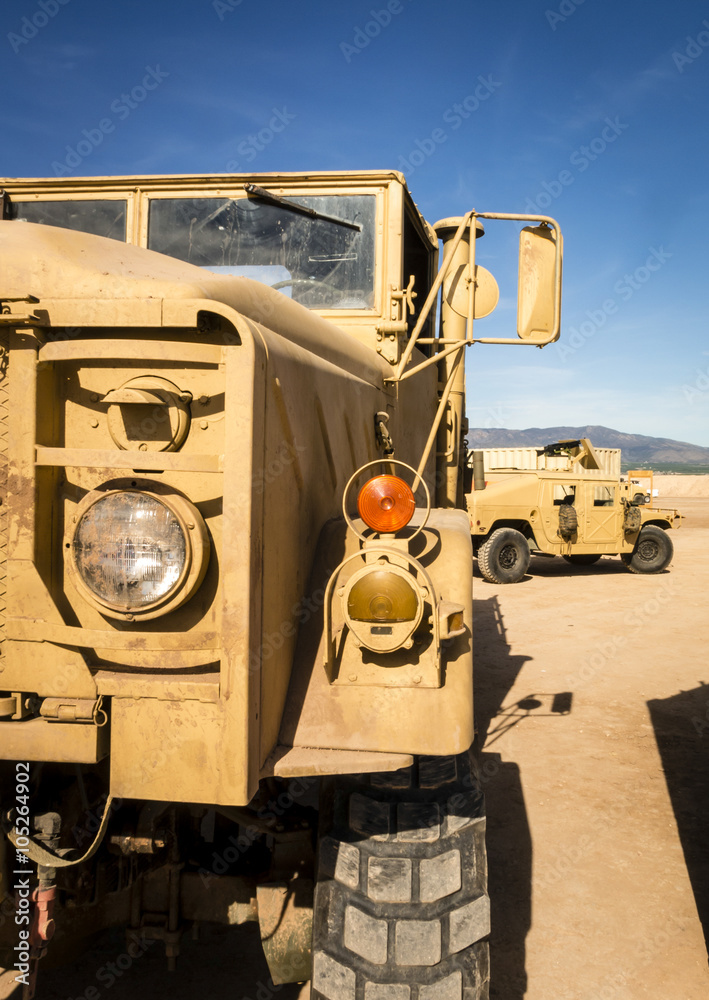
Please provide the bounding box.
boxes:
[67,483,209,622]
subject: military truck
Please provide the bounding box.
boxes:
[467,439,681,584]
[0,171,562,998]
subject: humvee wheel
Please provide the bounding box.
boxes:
[478,527,530,584]
[621,525,673,574]
[312,751,490,1000]
[562,553,602,566]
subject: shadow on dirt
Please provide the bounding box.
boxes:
[648,684,709,961]
[21,922,306,1000]
[473,595,532,1000]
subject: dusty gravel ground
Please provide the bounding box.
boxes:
[477,493,709,999]
[2,496,707,1000]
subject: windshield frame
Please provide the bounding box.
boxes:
[139,183,386,316]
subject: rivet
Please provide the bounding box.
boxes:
[198,394,210,405]
[90,393,99,403]
[200,420,208,430]
[348,674,358,682]
[186,522,195,530]
[139,443,148,451]
[413,675,422,684]
[90,418,99,428]
[125,613,134,621]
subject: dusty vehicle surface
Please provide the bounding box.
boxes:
[467,439,682,584]
[0,171,562,998]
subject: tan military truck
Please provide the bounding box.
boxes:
[0,171,562,998]
[467,439,681,584]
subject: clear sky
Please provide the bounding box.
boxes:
[2,0,708,444]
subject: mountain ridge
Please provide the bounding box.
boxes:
[467,425,709,467]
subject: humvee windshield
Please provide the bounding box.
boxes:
[148,194,376,309]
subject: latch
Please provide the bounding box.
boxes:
[102,375,192,452]
[376,274,417,364]
[40,696,107,724]
[374,411,394,456]
[0,294,40,327]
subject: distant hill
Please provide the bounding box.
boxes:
[467,425,709,469]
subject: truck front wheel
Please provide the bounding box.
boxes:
[312,751,490,999]
[621,525,674,574]
[478,528,530,584]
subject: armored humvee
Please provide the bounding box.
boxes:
[0,171,562,998]
[467,439,681,584]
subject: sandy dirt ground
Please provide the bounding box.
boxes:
[2,494,707,1000]
[476,492,709,999]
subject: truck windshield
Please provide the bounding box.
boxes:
[147,194,376,309]
[9,199,127,241]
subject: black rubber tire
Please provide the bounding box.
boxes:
[478,527,530,584]
[312,751,490,1000]
[562,554,602,566]
[620,525,673,574]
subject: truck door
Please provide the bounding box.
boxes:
[579,483,622,547]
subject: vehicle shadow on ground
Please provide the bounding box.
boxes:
[16,923,306,1000]
[474,595,534,1000]
[648,684,709,962]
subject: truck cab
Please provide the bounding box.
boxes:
[0,171,562,997]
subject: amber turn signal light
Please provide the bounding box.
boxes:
[357,475,415,533]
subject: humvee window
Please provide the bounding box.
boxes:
[593,486,615,507]
[9,199,127,240]
[553,485,576,505]
[147,194,376,309]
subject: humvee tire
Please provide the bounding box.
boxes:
[621,524,674,574]
[478,527,530,584]
[312,751,490,999]
[562,554,602,566]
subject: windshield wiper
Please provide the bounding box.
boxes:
[243,184,362,232]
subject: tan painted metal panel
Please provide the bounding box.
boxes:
[0,717,107,763]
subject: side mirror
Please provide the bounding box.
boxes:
[517,222,562,342]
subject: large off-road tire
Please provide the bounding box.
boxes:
[620,525,673,574]
[562,553,602,566]
[478,527,530,584]
[312,751,490,1000]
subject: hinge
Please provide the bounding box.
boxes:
[0,295,40,327]
[376,275,417,364]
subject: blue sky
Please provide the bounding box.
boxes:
[2,0,708,444]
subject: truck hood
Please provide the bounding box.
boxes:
[0,221,385,385]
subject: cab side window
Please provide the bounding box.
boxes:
[403,208,435,342]
[553,485,576,506]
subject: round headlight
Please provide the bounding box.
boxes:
[70,488,209,620]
